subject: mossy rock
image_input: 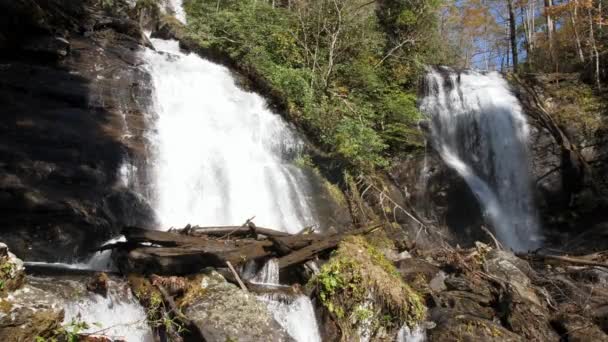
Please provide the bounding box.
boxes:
[0,244,25,296]
[307,235,426,340]
[180,271,293,341]
[0,308,63,342]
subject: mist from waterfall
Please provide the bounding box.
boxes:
[143,39,317,233]
[420,67,540,251]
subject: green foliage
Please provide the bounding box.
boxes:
[184,0,430,171]
[36,317,93,342]
[334,118,388,169]
[99,0,116,10]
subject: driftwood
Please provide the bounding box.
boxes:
[518,252,608,269]
[184,225,292,238]
[155,283,205,341]
[106,223,378,275]
[226,261,248,292]
[216,268,303,296]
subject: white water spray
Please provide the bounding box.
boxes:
[420,67,540,251]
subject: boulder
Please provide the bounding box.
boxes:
[0,243,25,295]
[86,272,110,297]
[484,250,559,341]
[0,283,64,341]
[428,311,523,342]
[181,271,293,341]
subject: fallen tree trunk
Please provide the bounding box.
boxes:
[278,225,380,269]
[518,252,608,269]
[186,225,293,238]
[109,223,381,275]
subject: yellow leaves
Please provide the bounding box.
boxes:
[545,0,595,17]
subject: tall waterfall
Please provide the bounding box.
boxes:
[420,67,540,251]
[139,4,323,340]
[143,39,317,232]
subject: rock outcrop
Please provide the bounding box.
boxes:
[181,271,294,341]
[0,0,156,260]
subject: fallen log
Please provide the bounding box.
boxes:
[113,223,381,275]
[217,268,303,297]
[518,253,608,269]
[277,224,380,269]
[187,225,293,238]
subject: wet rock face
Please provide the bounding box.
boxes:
[512,74,608,235]
[0,244,63,341]
[0,0,156,260]
[182,271,293,342]
[389,152,485,247]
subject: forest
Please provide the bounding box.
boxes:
[173,0,608,171]
[0,0,607,340]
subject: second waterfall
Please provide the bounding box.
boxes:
[420,67,541,251]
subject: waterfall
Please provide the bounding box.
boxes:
[143,39,317,233]
[396,324,427,342]
[420,67,540,251]
[62,278,153,341]
[252,259,322,342]
[138,0,324,337]
[252,257,280,284]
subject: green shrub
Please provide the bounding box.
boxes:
[184,0,428,172]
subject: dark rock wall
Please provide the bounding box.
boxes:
[512,73,608,242]
[0,0,155,260]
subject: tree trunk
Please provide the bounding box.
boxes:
[508,0,519,72]
[588,7,601,89]
[521,5,531,64]
[544,0,556,69]
[571,1,585,63]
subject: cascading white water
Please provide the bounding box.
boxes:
[139,1,324,337]
[143,39,317,233]
[62,278,153,341]
[10,276,153,341]
[252,259,322,342]
[166,0,186,23]
[396,324,427,342]
[420,67,540,251]
[252,257,280,284]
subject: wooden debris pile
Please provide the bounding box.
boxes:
[101,220,380,275]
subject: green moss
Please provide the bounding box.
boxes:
[128,275,164,324]
[177,275,208,309]
[323,179,348,208]
[0,255,24,296]
[551,82,604,137]
[308,235,426,338]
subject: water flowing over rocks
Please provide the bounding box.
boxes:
[419,67,540,251]
[0,0,607,340]
[182,270,293,342]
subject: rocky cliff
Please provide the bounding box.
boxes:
[0,0,155,260]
